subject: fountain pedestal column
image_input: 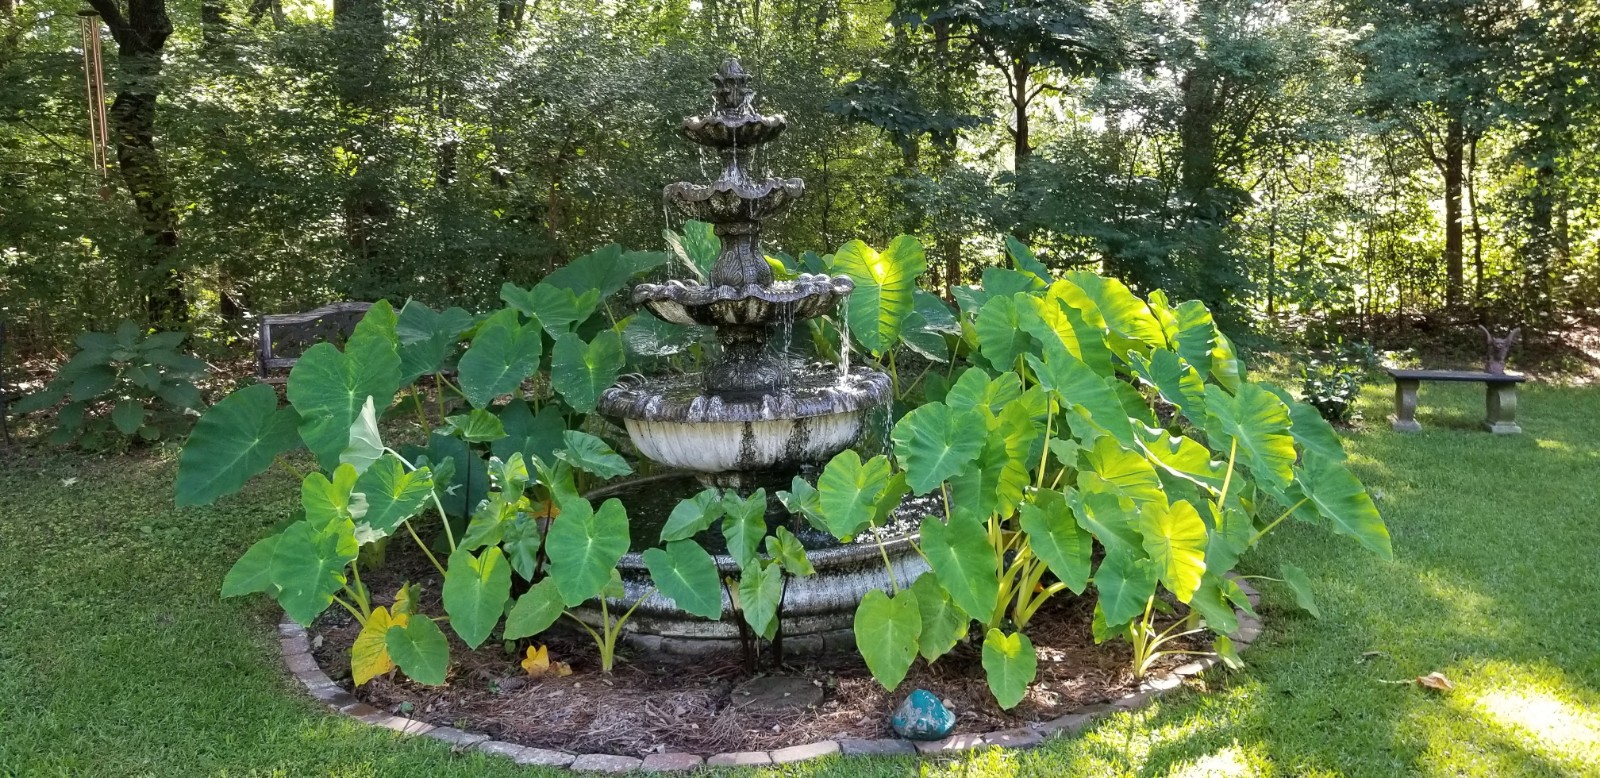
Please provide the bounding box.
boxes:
[590,58,906,655]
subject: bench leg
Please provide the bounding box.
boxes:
[1391,379,1422,433]
[1484,384,1521,434]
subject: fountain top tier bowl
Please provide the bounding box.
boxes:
[598,58,892,474]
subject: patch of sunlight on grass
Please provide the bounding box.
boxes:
[1530,437,1574,453]
[1164,743,1257,777]
[1468,686,1600,770]
[1414,572,1497,632]
[924,747,1021,777]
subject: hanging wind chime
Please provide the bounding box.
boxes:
[77,8,110,192]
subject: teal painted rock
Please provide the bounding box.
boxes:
[891,689,956,740]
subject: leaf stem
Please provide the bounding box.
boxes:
[274,455,304,480]
[404,521,448,577]
[1217,438,1238,507]
[330,594,366,626]
[1248,498,1308,547]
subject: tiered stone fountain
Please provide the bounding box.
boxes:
[590,59,925,654]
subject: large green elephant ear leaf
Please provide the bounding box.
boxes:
[353,454,433,541]
[720,488,768,571]
[664,220,719,281]
[286,308,403,470]
[386,615,450,685]
[890,401,987,494]
[1094,550,1158,629]
[551,331,625,413]
[854,588,922,691]
[911,572,969,663]
[1203,383,1297,491]
[1018,490,1091,594]
[737,563,785,639]
[396,300,473,382]
[1297,453,1391,559]
[1134,499,1209,603]
[816,450,892,539]
[643,540,723,620]
[546,497,630,606]
[501,282,602,337]
[1129,349,1207,423]
[556,430,633,479]
[829,235,926,357]
[921,511,999,619]
[1025,352,1134,446]
[176,384,302,506]
[1056,271,1165,354]
[1004,234,1050,281]
[540,244,669,300]
[1264,385,1347,462]
[271,517,360,626]
[974,293,1032,369]
[458,309,544,409]
[982,628,1038,710]
[442,547,513,649]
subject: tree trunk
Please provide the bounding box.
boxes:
[1010,59,1030,165]
[1442,116,1465,308]
[87,0,188,324]
[1467,135,1484,307]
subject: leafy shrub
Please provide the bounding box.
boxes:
[13,321,206,447]
[175,234,1388,704]
[176,243,801,682]
[1300,339,1372,423]
[784,237,1389,706]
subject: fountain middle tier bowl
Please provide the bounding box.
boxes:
[633,274,854,327]
[596,368,891,475]
[682,113,787,148]
[665,177,804,223]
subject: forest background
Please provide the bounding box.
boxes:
[2,0,1597,366]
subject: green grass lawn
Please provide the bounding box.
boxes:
[3,379,1598,777]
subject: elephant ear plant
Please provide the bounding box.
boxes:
[788,236,1391,708]
[173,245,747,683]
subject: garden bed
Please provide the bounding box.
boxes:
[307,561,1204,757]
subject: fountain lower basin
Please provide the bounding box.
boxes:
[597,367,891,479]
[573,474,931,655]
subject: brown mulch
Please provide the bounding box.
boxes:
[310,555,1202,758]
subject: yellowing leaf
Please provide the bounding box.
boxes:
[351,606,407,685]
[521,644,550,676]
[393,583,419,617]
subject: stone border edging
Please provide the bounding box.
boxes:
[278,578,1263,773]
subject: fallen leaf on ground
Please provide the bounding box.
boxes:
[1416,672,1454,692]
[521,645,551,676]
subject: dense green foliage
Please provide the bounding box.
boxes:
[4,379,1597,774]
[9,320,206,447]
[4,0,1600,350]
[174,231,1385,703]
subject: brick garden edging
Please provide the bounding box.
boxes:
[277,579,1263,773]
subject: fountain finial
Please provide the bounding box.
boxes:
[712,59,755,117]
[614,58,873,402]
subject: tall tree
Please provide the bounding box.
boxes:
[1353,0,1519,308]
[895,0,1129,166]
[333,0,393,281]
[85,0,187,324]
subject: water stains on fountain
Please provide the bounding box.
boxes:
[591,59,915,655]
[598,58,892,482]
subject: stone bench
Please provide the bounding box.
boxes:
[257,302,372,383]
[1386,368,1526,434]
